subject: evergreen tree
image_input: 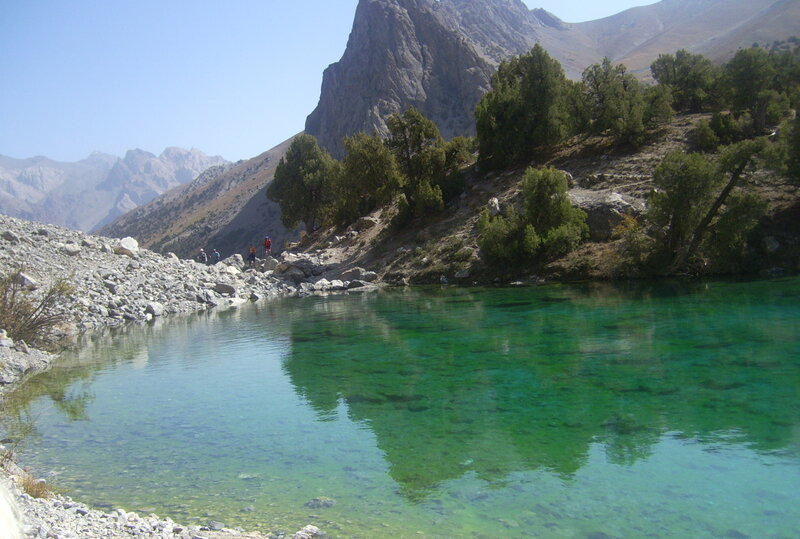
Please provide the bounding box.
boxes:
[335,132,403,225]
[478,168,587,266]
[386,108,446,217]
[267,134,338,231]
[582,58,648,145]
[650,49,718,112]
[724,47,777,132]
[476,44,572,170]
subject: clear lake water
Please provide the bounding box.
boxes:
[2,278,800,538]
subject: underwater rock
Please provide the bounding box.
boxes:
[304,497,336,509]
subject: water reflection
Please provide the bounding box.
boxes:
[1,279,798,536]
[280,280,800,498]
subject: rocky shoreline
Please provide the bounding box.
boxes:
[0,213,381,538]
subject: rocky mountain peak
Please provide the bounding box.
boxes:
[305,0,493,156]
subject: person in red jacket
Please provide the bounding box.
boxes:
[263,236,272,257]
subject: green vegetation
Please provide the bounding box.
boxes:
[478,168,587,267]
[0,270,73,347]
[268,108,474,233]
[335,132,403,226]
[651,49,719,112]
[267,134,339,231]
[645,139,769,273]
[267,39,799,280]
[475,44,574,170]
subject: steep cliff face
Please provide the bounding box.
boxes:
[305,0,795,156]
[305,0,494,156]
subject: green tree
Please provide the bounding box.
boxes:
[475,44,572,170]
[478,208,540,266]
[785,119,800,180]
[724,47,777,132]
[521,167,589,258]
[335,132,403,225]
[267,134,338,231]
[647,152,721,258]
[650,49,718,112]
[582,58,648,145]
[478,168,587,266]
[386,108,446,217]
[647,140,768,272]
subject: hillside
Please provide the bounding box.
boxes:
[293,114,800,284]
[0,148,226,232]
[100,0,797,262]
[98,137,297,260]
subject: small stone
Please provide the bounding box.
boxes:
[145,302,165,317]
[15,272,39,290]
[114,236,140,257]
[62,243,82,256]
[214,282,237,296]
[1,230,20,243]
[487,197,501,216]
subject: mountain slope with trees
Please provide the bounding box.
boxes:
[272,42,800,283]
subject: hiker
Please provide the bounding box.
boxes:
[212,249,221,263]
[197,249,208,264]
[263,235,272,257]
[247,245,257,267]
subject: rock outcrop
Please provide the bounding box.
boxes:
[305,0,494,156]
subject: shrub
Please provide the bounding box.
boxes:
[0,271,73,347]
[688,120,720,152]
[477,168,587,267]
[20,474,55,499]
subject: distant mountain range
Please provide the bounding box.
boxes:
[0,148,227,232]
[93,0,799,259]
[97,140,293,260]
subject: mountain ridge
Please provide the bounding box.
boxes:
[0,148,227,232]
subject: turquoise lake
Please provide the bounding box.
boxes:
[2,278,800,538]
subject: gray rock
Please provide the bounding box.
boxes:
[487,197,501,217]
[304,497,335,509]
[293,525,324,539]
[1,230,20,244]
[0,329,14,348]
[15,272,39,290]
[213,282,237,296]
[260,256,279,271]
[568,188,644,241]
[198,290,219,306]
[145,302,165,317]
[114,236,140,258]
[340,267,377,282]
[62,244,82,256]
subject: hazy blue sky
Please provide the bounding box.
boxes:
[0,0,657,163]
